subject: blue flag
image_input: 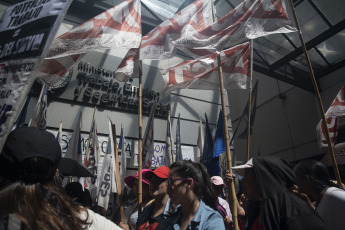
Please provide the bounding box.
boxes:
[202,114,220,176]
[175,114,183,161]
[213,110,225,158]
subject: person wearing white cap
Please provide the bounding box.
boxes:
[226,156,326,230]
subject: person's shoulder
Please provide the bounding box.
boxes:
[199,200,222,219]
[85,209,123,230]
[325,187,345,200]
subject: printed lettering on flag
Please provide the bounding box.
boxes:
[174,0,297,52]
[161,42,251,97]
[47,0,141,59]
[140,0,213,60]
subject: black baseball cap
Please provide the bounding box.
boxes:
[0,127,61,183]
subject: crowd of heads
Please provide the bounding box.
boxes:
[0,126,344,230]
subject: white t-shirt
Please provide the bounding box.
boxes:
[80,209,123,230]
[218,197,232,219]
[316,187,345,230]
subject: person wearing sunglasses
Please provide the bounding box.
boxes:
[137,166,170,230]
[160,160,225,230]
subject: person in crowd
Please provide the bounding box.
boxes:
[0,127,128,230]
[225,156,326,230]
[65,182,93,208]
[293,159,345,230]
[160,160,225,230]
[124,168,152,229]
[211,176,232,229]
[137,166,170,229]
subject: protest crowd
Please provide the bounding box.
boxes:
[1,127,345,230]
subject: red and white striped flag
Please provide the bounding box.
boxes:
[317,86,345,147]
[38,53,84,85]
[38,0,141,85]
[47,0,141,58]
[161,42,251,97]
[115,48,141,82]
[174,0,297,52]
[140,0,213,60]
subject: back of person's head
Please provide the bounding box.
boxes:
[0,127,89,230]
[294,159,339,192]
[65,182,88,207]
[170,160,217,210]
[0,127,61,185]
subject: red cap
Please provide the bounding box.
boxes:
[146,166,170,179]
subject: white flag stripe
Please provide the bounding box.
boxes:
[316,86,345,147]
[161,42,251,97]
[174,0,296,53]
[140,0,213,60]
[47,0,141,59]
[115,48,141,81]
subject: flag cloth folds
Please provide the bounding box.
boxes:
[238,80,259,138]
[85,117,100,200]
[213,111,225,158]
[174,0,297,52]
[115,48,142,82]
[64,112,82,164]
[38,0,141,85]
[175,114,183,161]
[47,0,141,59]
[119,124,127,183]
[165,112,174,166]
[97,120,117,209]
[140,0,213,60]
[28,83,49,130]
[161,42,252,97]
[142,101,156,168]
[316,86,345,147]
[38,54,84,86]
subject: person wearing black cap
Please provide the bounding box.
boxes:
[225,156,326,230]
[0,127,127,230]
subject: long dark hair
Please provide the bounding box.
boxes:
[293,159,342,193]
[0,158,91,230]
[169,160,217,210]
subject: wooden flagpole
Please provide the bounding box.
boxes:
[138,66,143,214]
[246,40,254,162]
[217,55,239,230]
[111,123,125,223]
[246,79,252,162]
[211,2,238,229]
[288,0,341,185]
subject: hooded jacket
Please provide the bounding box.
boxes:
[245,156,325,230]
